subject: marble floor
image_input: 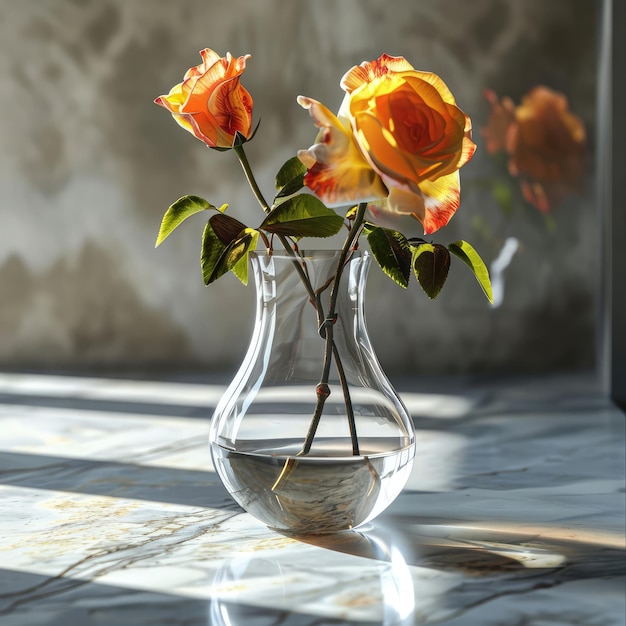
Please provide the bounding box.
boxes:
[0,371,624,625]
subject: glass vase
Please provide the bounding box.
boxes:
[209,249,415,534]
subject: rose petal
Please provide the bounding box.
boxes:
[209,76,253,138]
[386,171,460,234]
[418,170,461,234]
[341,54,416,93]
[297,96,387,205]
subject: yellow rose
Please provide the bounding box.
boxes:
[298,54,475,234]
[155,48,253,149]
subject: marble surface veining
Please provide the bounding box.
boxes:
[0,372,624,625]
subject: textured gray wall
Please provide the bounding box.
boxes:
[0,0,599,376]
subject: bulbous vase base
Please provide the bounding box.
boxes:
[212,437,415,534]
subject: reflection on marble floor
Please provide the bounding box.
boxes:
[0,372,624,625]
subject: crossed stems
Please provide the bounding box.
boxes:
[234,144,364,457]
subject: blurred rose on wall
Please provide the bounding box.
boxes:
[475,86,588,311]
[481,86,587,213]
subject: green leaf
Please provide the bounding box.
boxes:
[156,195,217,247]
[275,173,305,199]
[412,243,451,299]
[366,227,412,288]
[228,228,259,286]
[210,213,248,244]
[274,157,307,200]
[345,205,360,221]
[261,194,344,238]
[275,157,307,189]
[201,220,231,285]
[202,212,259,286]
[448,240,494,303]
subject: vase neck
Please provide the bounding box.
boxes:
[246,250,370,381]
[250,249,370,323]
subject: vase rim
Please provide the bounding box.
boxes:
[249,249,370,260]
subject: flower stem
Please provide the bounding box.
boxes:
[298,202,367,456]
[234,144,270,213]
[332,342,359,456]
[233,144,318,301]
[233,143,364,457]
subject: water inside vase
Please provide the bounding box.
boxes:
[211,435,415,534]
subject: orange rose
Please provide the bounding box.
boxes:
[298,54,475,234]
[155,48,253,149]
[481,86,586,212]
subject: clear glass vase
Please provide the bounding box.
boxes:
[209,249,415,534]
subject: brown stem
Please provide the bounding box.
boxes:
[234,144,363,457]
[233,145,319,304]
[298,202,367,456]
[332,342,359,455]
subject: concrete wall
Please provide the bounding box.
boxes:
[0,0,599,377]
